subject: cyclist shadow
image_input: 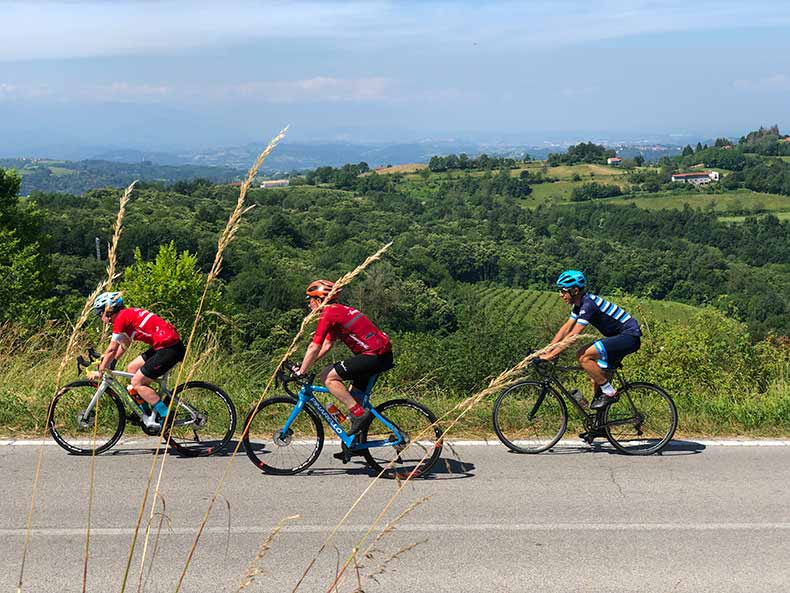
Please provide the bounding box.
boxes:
[106,439,250,458]
[535,439,706,457]
[295,456,476,479]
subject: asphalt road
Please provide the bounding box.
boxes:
[3,438,789,593]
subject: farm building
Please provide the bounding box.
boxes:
[260,179,290,189]
[606,157,622,166]
[671,171,720,185]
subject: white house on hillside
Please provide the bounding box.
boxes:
[260,179,290,189]
[671,171,720,185]
[607,157,622,166]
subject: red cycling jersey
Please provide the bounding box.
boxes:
[111,308,181,350]
[312,303,391,356]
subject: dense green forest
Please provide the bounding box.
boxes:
[0,158,243,196]
[1,127,789,434]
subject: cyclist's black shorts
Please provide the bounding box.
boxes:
[592,334,640,370]
[333,351,394,392]
[140,341,186,379]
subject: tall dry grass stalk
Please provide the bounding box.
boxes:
[16,278,109,593]
[314,333,590,593]
[237,515,301,592]
[176,241,392,593]
[120,127,288,593]
[84,179,136,593]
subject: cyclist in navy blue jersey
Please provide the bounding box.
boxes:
[541,270,642,409]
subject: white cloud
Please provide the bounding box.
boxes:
[0,83,52,100]
[3,77,399,104]
[225,77,393,103]
[733,74,790,91]
[3,1,790,62]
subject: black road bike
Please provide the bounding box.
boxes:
[492,358,677,455]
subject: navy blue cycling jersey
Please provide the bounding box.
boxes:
[571,294,641,337]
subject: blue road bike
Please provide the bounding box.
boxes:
[242,362,443,479]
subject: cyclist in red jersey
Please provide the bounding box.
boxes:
[89,292,186,430]
[297,279,394,436]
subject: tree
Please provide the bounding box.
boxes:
[0,168,22,227]
[695,142,703,153]
[634,155,645,167]
[120,242,223,333]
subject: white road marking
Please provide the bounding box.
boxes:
[2,523,789,537]
[3,439,790,447]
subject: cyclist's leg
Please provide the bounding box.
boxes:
[127,353,147,374]
[325,353,393,411]
[134,341,185,408]
[577,343,610,390]
[585,335,641,407]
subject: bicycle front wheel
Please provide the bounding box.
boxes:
[603,382,677,455]
[47,380,125,455]
[166,382,237,457]
[492,381,567,453]
[242,397,324,475]
[361,399,443,479]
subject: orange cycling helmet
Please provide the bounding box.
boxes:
[305,279,341,302]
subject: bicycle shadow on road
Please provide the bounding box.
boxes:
[104,438,251,458]
[510,439,706,457]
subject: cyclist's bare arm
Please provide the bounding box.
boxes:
[542,319,585,359]
[298,336,333,375]
[97,335,130,374]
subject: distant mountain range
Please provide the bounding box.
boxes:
[2,138,688,194]
[4,138,685,174]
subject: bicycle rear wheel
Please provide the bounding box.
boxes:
[47,380,125,455]
[361,399,443,479]
[165,381,237,457]
[492,381,567,453]
[242,397,324,475]
[603,382,677,455]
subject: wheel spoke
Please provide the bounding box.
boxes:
[48,382,125,455]
[167,382,236,457]
[243,398,323,475]
[604,383,677,455]
[362,400,442,479]
[493,381,566,453]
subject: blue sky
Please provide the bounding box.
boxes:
[2,0,790,153]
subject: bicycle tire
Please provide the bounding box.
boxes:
[360,399,443,479]
[47,380,125,455]
[603,382,677,455]
[492,380,567,454]
[242,397,324,475]
[165,381,237,457]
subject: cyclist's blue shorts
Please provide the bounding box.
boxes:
[592,334,640,369]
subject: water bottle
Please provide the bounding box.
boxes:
[127,384,145,406]
[569,389,589,408]
[327,403,347,424]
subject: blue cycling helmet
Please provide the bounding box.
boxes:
[93,291,124,316]
[556,270,586,290]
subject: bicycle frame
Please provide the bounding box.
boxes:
[531,362,642,430]
[83,369,200,428]
[282,379,405,450]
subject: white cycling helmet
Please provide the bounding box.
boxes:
[93,291,124,316]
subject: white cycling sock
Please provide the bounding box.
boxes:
[600,382,616,396]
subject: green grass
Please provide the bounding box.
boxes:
[718,211,790,223]
[602,188,790,213]
[468,286,698,326]
[49,167,77,176]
